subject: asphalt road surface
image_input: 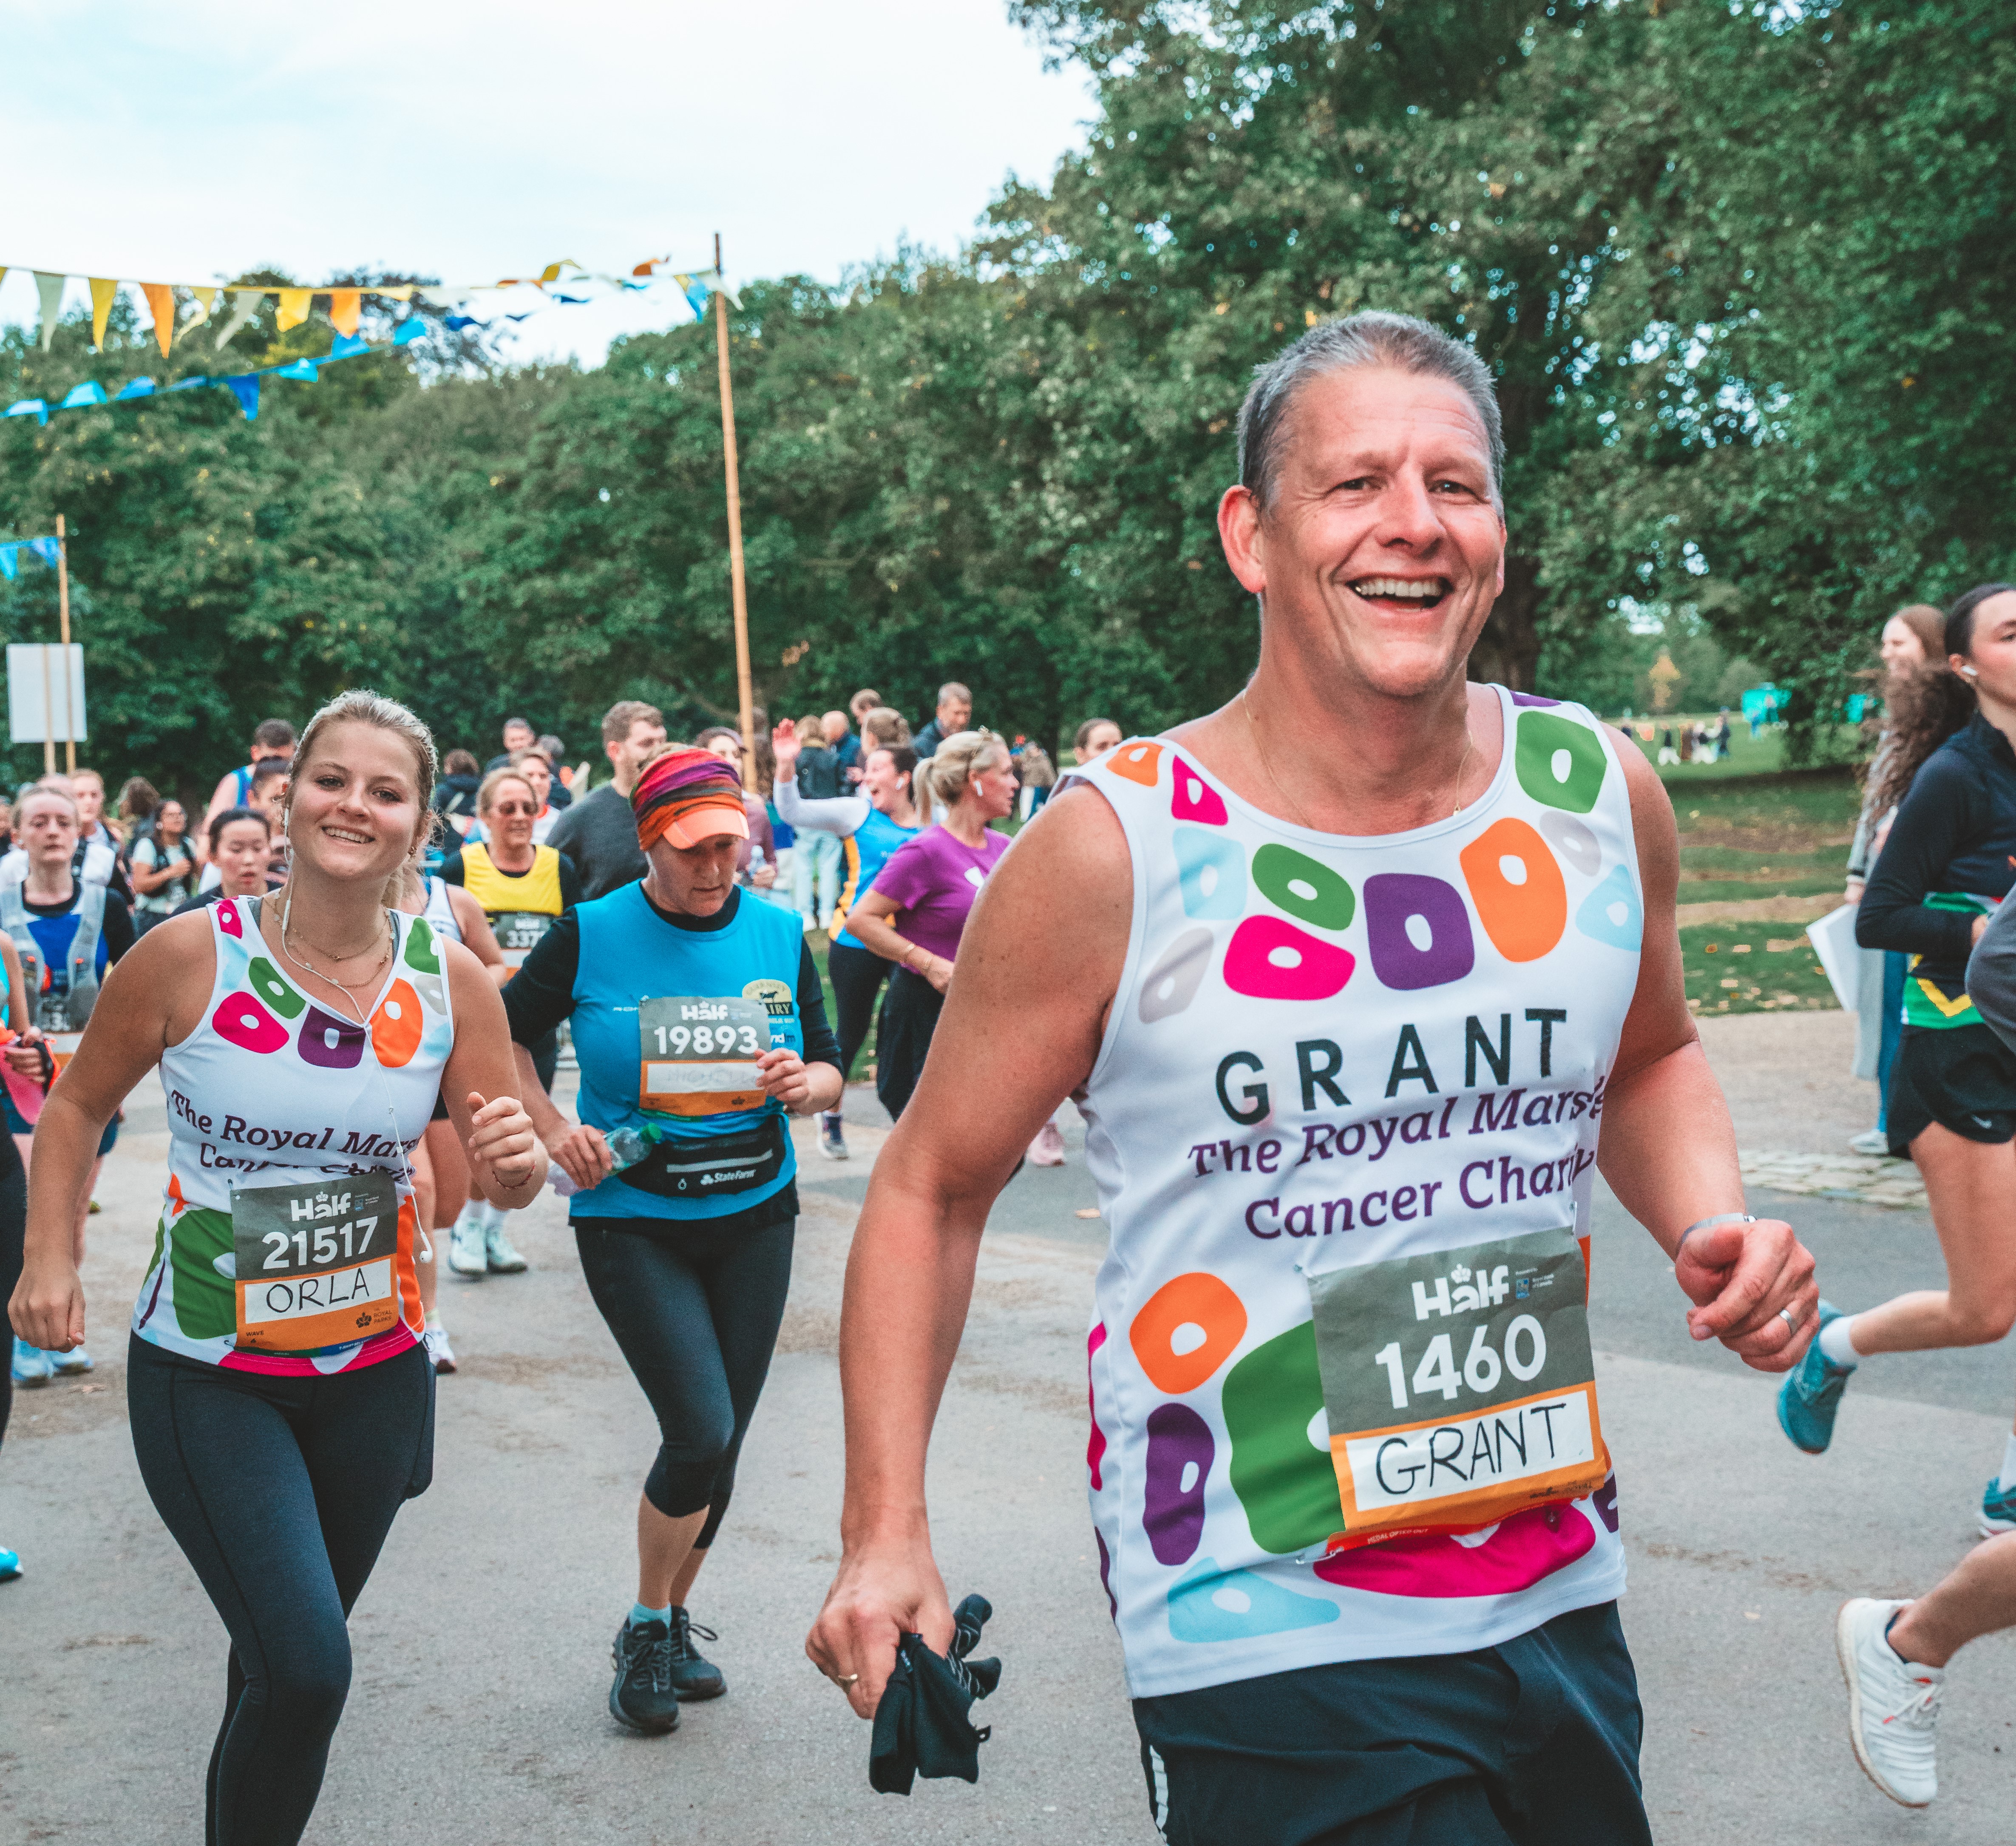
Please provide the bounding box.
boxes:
[6,1012,2015,1844]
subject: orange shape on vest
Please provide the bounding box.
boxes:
[1459,818,1566,963]
[1130,1271,1249,1395]
[1109,741,1164,787]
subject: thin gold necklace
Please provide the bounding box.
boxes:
[1240,688,1477,826]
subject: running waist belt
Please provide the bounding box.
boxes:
[618,1116,788,1200]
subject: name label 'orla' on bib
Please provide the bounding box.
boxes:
[1307,1225,1608,1551]
[230,1172,404,1354]
[638,995,773,1116]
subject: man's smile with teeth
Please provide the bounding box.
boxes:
[1349,575,1452,603]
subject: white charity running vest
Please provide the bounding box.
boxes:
[1072,687,1643,1698]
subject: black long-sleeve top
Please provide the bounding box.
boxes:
[1858,714,2016,998]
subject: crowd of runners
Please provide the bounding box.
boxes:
[0,310,2012,1841]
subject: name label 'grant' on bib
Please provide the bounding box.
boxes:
[638,995,771,1116]
[1307,1226,1609,1552]
[231,1172,404,1354]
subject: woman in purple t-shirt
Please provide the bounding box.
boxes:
[843,730,1018,1119]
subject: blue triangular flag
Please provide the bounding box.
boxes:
[28,537,60,567]
[683,282,711,323]
[167,376,212,392]
[0,546,16,582]
[60,381,108,409]
[443,314,484,330]
[4,399,48,425]
[226,375,259,420]
[269,358,318,382]
[332,333,369,360]
[392,318,425,346]
[112,377,156,401]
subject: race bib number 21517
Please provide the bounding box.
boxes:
[1306,1227,1610,1551]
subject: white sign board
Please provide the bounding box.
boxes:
[1806,903,1864,1014]
[6,643,87,744]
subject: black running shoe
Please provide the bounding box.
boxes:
[609,1619,681,1734]
[666,1606,726,1701]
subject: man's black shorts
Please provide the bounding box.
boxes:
[1131,1601,1650,1846]
[1886,1021,2016,1157]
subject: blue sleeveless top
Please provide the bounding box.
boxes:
[569,882,805,1221]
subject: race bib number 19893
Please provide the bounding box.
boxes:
[1306,1226,1610,1551]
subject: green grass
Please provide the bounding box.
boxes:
[1681,923,1838,1016]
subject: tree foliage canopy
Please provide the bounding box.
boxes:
[0,0,2005,793]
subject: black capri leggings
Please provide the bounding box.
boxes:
[127,1336,434,1846]
[575,1215,794,1546]
[0,1131,31,1452]
[875,964,945,1122]
[826,939,893,1084]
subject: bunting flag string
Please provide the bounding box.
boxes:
[3,256,733,354]
[0,535,60,583]
[3,319,428,428]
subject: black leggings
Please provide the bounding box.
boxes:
[0,1132,29,1451]
[826,939,893,1087]
[127,1336,434,1846]
[876,964,944,1122]
[575,1215,794,1546]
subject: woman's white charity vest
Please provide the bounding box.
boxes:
[1072,687,1642,1698]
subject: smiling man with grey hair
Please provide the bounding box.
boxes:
[806,310,1816,1843]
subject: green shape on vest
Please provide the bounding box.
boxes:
[1251,844,1355,932]
[168,1207,238,1343]
[1514,711,1607,815]
[1223,1319,1342,1555]
[247,956,306,1019]
[404,916,440,974]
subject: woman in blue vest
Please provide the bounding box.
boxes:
[506,744,841,1737]
[769,718,921,1161]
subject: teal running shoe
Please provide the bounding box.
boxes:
[1778,1302,1854,1454]
[1979,1477,2016,1538]
[11,1338,51,1388]
[0,1547,18,1582]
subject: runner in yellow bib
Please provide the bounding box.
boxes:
[437,765,581,1277]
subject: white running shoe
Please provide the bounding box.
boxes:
[448,1218,488,1278]
[1029,1120,1066,1167]
[1848,1128,1892,1157]
[423,1321,457,1374]
[1837,1597,1942,1806]
[484,1219,529,1274]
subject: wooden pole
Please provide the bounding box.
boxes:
[56,513,74,774]
[714,232,755,768]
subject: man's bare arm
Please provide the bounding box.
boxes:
[805,786,1131,1715]
[1597,739,1816,1369]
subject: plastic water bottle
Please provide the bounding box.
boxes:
[548,1127,650,1196]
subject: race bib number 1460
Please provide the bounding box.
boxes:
[1306,1226,1610,1551]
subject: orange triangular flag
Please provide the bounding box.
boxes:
[141,283,176,356]
[275,288,312,332]
[89,277,119,349]
[327,289,361,336]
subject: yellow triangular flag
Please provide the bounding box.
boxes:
[327,289,362,337]
[536,259,578,286]
[141,283,176,356]
[275,288,312,332]
[89,277,119,349]
[375,286,414,302]
[184,285,218,331]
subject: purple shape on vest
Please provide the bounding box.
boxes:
[297,1003,367,1070]
[1364,872,1476,991]
[1143,1401,1215,1566]
[1509,692,1560,707]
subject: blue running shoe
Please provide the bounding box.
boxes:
[0,1547,18,1582]
[1778,1301,1854,1454]
[10,1338,51,1388]
[51,1343,92,1375]
[1979,1477,2016,1538]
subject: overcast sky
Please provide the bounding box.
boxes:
[0,0,1093,367]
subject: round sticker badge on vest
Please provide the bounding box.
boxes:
[742,977,795,1025]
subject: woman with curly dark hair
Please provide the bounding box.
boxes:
[1779,585,2016,1534]
[1845,607,1971,1151]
